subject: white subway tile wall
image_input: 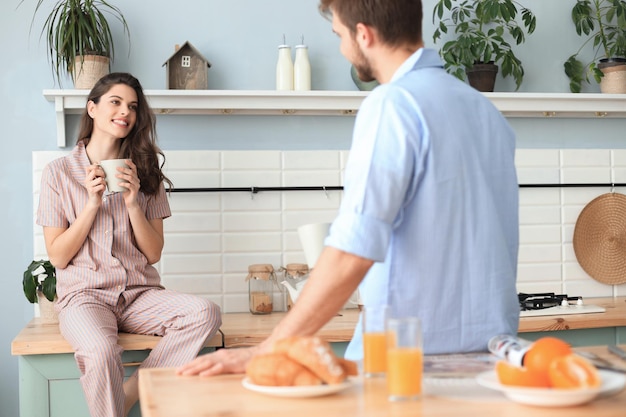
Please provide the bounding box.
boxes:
[33,149,626,314]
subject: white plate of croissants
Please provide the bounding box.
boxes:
[242,336,359,398]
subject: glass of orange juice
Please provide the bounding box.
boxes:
[362,305,389,377]
[386,317,422,401]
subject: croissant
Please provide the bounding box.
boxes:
[246,352,323,386]
[245,336,358,386]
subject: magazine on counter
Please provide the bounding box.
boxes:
[424,352,498,378]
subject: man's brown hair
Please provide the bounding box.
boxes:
[319,0,423,47]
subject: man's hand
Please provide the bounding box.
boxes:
[176,346,258,377]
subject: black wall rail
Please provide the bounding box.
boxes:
[169,186,344,193]
[168,183,626,193]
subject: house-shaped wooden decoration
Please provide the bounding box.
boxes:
[162,41,211,90]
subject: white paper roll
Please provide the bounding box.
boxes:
[297,222,331,268]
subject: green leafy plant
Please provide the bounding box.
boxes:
[432,0,537,90]
[564,0,626,93]
[22,260,56,303]
[19,0,130,85]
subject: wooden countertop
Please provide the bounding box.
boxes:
[12,297,626,356]
[518,297,626,333]
[138,345,626,417]
[220,309,359,348]
[10,318,223,355]
[10,310,358,355]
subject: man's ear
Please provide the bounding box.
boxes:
[355,22,375,49]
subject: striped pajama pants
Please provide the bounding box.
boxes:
[58,287,222,417]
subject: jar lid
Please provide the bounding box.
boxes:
[295,44,308,49]
[246,264,275,280]
[284,263,309,275]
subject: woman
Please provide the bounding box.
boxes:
[37,72,222,417]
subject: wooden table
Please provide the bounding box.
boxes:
[138,345,626,417]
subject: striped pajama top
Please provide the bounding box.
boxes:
[36,142,172,309]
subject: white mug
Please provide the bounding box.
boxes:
[99,159,129,193]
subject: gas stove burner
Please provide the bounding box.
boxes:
[518,292,582,311]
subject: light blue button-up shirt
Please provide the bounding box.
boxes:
[326,48,519,358]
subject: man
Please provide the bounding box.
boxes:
[178,0,519,377]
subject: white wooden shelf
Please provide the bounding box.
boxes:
[44,90,626,147]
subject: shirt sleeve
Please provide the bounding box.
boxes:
[145,182,172,220]
[326,85,424,262]
[36,162,69,228]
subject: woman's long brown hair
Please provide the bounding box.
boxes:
[76,72,173,196]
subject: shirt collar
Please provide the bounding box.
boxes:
[68,141,91,185]
[390,47,444,83]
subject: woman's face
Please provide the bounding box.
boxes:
[87,83,138,140]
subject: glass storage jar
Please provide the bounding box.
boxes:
[246,264,275,315]
[281,263,309,311]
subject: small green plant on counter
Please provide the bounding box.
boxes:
[432,0,537,90]
[23,259,56,303]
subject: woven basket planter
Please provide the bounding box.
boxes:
[598,59,626,94]
[73,55,110,89]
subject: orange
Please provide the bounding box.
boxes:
[524,337,572,380]
[548,354,602,389]
[495,360,550,388]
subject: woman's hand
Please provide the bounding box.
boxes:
[84,164,106,207]
[118,159,141,207]
[176,346,258,377]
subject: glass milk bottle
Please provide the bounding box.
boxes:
[294,43,311,91]
[276,44,293,90]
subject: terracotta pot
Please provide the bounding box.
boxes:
[598,58,626,94]
[37,291,59,324]
[466,62,498,92]
[73,55,110,89]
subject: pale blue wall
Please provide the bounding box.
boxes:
[1,1,625,415]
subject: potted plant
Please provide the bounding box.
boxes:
[432,0,537,92]
[22,259,58,323]
[20,0,130,88]
[564,0,626,93]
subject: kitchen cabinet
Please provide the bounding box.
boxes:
[18,352,144,417]
[44,90,626,147]
[12,320,223,417]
